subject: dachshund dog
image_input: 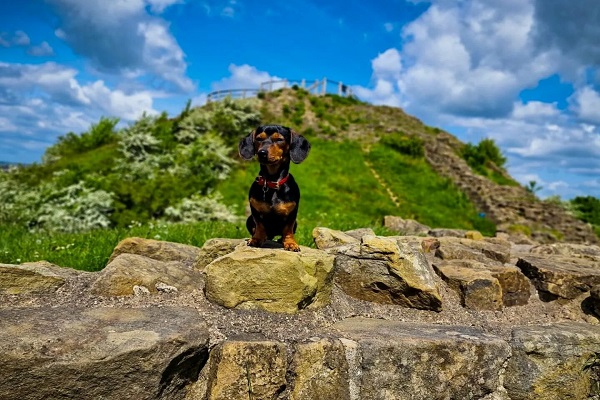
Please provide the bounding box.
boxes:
[238,125,311,251]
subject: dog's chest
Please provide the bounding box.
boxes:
[250,194,296,217]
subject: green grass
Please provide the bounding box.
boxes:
[0,222,246,272]
[367,143,496,236]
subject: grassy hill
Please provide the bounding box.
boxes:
[0,88,597,270]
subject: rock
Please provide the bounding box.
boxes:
[199,340,287,400]
[332,235,442,311]
[465,230,484,240]
[0,261,81,295]
[428,228,469,238]
[344,227,376,240]
[331,317,511,400]
[0,306,209,400]
[435,237,511,264]
[312,227,359,249]
[204,244,335,313]
[91,253,204,296]
[516,255,600,300]
[384,215,431,235]
[530,243,600,262]
[290,339,350,400]
[433,260,503,310]
[505,322,600,400]
[434,259,530,310]
[109,236,203,267]
[195,238,246,270]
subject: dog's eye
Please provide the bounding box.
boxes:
[273,137,284,142]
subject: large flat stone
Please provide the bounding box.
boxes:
[331,235,442,311]
[434,259,530,309]
[109,237,203,267]
[505,323,600,400]
[0,306,209,400]
[0,261,82,295]
[204,244,335,313]
[330,317,510,400]
[517,255,600,299]
[91,253,204,296]
[435,237,511,264]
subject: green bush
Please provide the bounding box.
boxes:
[380,133,424,157]
[461,138,506,169]
[43,117,119,163]
[570,196,600,226]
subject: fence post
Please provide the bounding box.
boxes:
[322,78,327,95]
[301,79,305,89]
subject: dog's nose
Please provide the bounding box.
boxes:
[257,149,268,159]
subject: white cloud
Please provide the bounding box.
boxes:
[211,64,281,91]
[570,86,600,124]
[0,61,158,162]
[27,41,55,57]
[146,0,183,13]
[511,101,560,121]
[0,30,31,47]
[46,0,193,92]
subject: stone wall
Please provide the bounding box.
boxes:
[2,230,600,399]
[423,131,598,244]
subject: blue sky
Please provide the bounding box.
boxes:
[1,0,600,200]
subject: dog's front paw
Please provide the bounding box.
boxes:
[247,237,265,248]
[283,240,301,252]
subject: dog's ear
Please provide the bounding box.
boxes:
[238,131,255,160]
[290,130,311,163]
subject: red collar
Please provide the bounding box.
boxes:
[256,174,289,190]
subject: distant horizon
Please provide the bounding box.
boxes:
[1,0,599,199]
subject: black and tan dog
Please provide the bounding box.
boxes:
[238,125,311,251]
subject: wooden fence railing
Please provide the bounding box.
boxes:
[206,77,353,102]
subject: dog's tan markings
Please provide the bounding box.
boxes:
[250,198,271,214]
[282,221,300,252]
[255,132,267,140]
[248,220,267,247]
[274,201,297,216]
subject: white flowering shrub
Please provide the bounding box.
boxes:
[34,182,114,233]
[0,167,39,225]
[118,114,161,162]
[175,110,211,144]
[163,192,239,223]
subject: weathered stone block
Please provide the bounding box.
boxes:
[332,235,442,311]
[383,215,431,236]
[435,237,511,263]
[91,253,204,296]
[109,236,203,267]
[195,238,246,270]
[204,244,335,313]
[331,317,511,400]
[517,255,600,299]
[312,227,359,249]
[0,306,209,400]
[434,259,530,309]
[434,261,503,310]
[0,261,80,295]
[290,339,350,400]
[505,323,600,400]
[202,340,287,400]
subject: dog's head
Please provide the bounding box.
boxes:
[239,125,310,164]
